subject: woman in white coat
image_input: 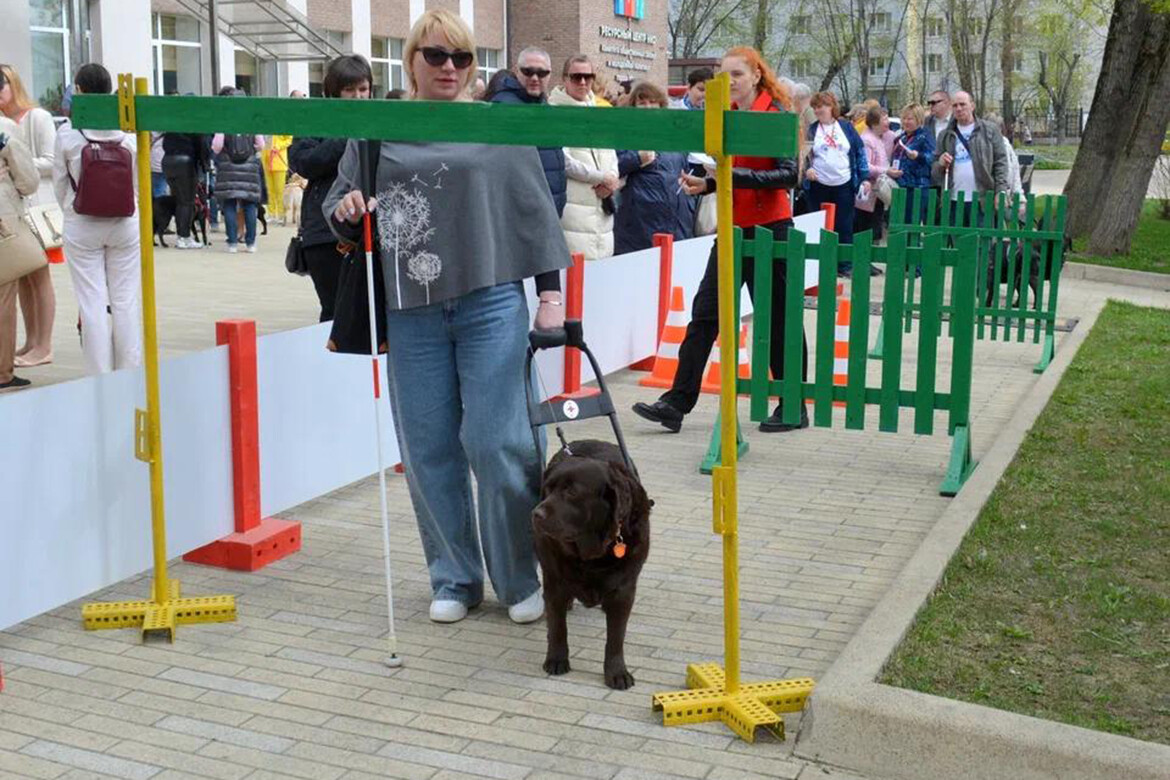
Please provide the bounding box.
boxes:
[53,64,141,375]
[0,64,57,367]
[547,55,620,260]
[0,117,41,389]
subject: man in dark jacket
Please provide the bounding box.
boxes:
[488,47,567,216]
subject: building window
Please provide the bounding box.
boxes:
[308,31,347,96]
[30,0,70,112]
[371,37,405,96]
[868,57,888,77]
[152,13,202,96]
[791,15,810,35]
[235,50,259,95]
[476,48,501,83]
[791,58,812,78]
[872,12,892,32]
[927,53,943,73]
[926,17,945,37]
[1013,53,1025,72]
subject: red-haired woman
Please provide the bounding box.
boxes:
[633,46,809,434]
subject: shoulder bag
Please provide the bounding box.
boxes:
[0,212,48,285]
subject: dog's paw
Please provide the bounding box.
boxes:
[604,666,635,690]
[543,657,571,676]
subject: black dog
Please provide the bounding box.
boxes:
[152,194,176,247]
[532,439,652,689]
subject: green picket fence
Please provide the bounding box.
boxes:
[701,227,980,497]
[875,187,1068,373]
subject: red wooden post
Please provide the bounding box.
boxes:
[821,202,837,231]
[553,253,600,401]
[184,320,301,571]
[631,233,674,371]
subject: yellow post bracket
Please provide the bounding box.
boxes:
[81,75,236,642]
[652,72,815,743]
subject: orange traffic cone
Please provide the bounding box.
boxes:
[833,298,851,406]
[701,324,750,394]
[639,286,688,389]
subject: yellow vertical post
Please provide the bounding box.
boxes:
[704,73,740,694]
[80,75,236,639]
[127,76,171,607]
[652,73,815,741]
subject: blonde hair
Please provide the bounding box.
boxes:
[0,65,38,114]
[900,103,927,127]
[403,9,478,98]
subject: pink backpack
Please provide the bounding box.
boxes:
[68,132,135,218]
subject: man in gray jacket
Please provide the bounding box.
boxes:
[932,90,1008,200]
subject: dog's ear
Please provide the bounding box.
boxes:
[607,462,648,529]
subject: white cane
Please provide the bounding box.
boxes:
[359,141,402,669]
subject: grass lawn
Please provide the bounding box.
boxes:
[1069,200,1170,275]
[881,300,1170,745]
[1017,143,1078,170]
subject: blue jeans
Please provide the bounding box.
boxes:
[150,171,169,198]
[383,281,543,607]
[221,199,257,247]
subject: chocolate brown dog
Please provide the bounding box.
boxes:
[532,439,652,689]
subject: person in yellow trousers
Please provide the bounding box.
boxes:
[265,134,291,224]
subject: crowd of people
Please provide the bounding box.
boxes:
[0,17,1021,631]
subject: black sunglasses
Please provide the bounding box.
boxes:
[568,73,596,83]
[927,99,944,106]
[519,66,551,79]
[420,46,474,69]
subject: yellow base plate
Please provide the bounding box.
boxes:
[652,663,815,742]
[81,580,236,641]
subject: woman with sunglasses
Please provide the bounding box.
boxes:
[547,55,620,260]
[328,9,571,626]
[633,46,807,435]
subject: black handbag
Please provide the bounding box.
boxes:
[327,243,387,354]
[327,139,387,355]
[284,234,309,275]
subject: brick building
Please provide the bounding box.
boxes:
[1,0,667,112]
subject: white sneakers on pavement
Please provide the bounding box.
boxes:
[175,236,203,250]
[429,600,468,623]
[245,244,257,253]
[507,589,544,624]
[225,244,238,254]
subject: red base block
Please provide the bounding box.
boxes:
[628,356,655,371]
[46,247,65,264]
[550,386,602,404]
[183,517,302,572]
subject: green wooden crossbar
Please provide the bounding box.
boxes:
[70,94,797,157]
[883,187,1067,373]
[705,226,980,495]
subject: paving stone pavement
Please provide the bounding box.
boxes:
[4,226,1166,779]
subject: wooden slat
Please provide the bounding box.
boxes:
[1043,197,1067,343]
[71,93,798,157]
[879,232,907,433]
[781,230,807,426]
[1013,193,1030,342]
[914,233,943,436]
[813,231,839,427]
[845,232,872,431]
[949,235,978,434]
[749,227,772,422]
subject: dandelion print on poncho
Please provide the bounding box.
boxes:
[375,182,436,308]
[327,141,573,311]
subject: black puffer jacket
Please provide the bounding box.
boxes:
[488,73,567,216]
[289,136,348,248]
[214,148,262,203]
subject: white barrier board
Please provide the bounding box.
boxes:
[0,348,234,630]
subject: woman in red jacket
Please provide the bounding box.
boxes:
[633,46,808,434]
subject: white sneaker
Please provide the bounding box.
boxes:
[429,600,468,623]
[245,244,257,254]
[175,236,190,249]
[508,590,544,624]
[187,237,203,249]
[225,244,238,254]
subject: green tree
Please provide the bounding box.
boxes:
[1065,0,1170,254]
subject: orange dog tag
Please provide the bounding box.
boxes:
[613,542,627,558]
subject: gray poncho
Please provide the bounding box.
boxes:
[326,140,572,311]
